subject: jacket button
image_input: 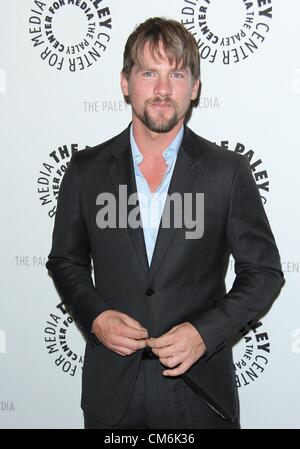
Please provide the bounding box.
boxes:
[146,288,154,296]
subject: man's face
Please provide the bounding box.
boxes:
[121,41,200,133]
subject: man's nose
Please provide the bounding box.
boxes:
[153,76,172,97]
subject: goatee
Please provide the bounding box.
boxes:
[133,97,179,133]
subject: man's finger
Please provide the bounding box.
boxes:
[112,345,132,356]
[116,336,147,351]
[146,333,174,349]
[121,313,147,331]
[152,345,183,358]
[123,325,148,340]
[160,355,182,369]
[162,360,190,377]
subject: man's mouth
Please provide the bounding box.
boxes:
[150,101,173,108]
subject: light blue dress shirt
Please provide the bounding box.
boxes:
[130,125,184,266]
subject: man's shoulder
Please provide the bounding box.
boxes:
[186,127,245,169]
[72,126,130,166]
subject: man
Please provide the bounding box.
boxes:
[46,18,284,429]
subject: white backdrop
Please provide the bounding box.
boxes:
[0,0,299,429]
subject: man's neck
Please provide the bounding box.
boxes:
[132,117,184,159]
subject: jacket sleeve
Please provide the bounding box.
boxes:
[46,155,112,334]
[190,155,284,360]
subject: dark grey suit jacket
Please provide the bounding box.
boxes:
[46,125,284,425]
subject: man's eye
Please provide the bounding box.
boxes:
[143,71,155,78]
[172,72,184,79]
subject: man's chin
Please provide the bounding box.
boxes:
[144,114,179,133]
[145,122,178,133]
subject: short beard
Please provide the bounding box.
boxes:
[133,97,179,133]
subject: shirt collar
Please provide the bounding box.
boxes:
[130,124,183,167]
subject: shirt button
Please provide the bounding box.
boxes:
[146,288,154,296]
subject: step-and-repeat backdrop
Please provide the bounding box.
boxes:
[1,0,299,429]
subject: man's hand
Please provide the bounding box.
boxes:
[146,322,206,376]
[92,310,148,356]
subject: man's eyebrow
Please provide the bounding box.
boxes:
[136,64,165,72]
[172,67,189,72]
[135,65,189,72]
[136,65,156,70]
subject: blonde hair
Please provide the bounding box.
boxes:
[122,17,200,81]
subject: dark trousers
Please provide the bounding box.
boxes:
[84,357,240,429]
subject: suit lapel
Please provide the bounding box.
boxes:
[145,127,202,288]
[108,125,203,284]
[109,126,149,275]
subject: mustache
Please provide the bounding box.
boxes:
[145,97,176,107]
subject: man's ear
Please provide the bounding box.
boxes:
[120,71,129,96]
[191,79,201,101]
